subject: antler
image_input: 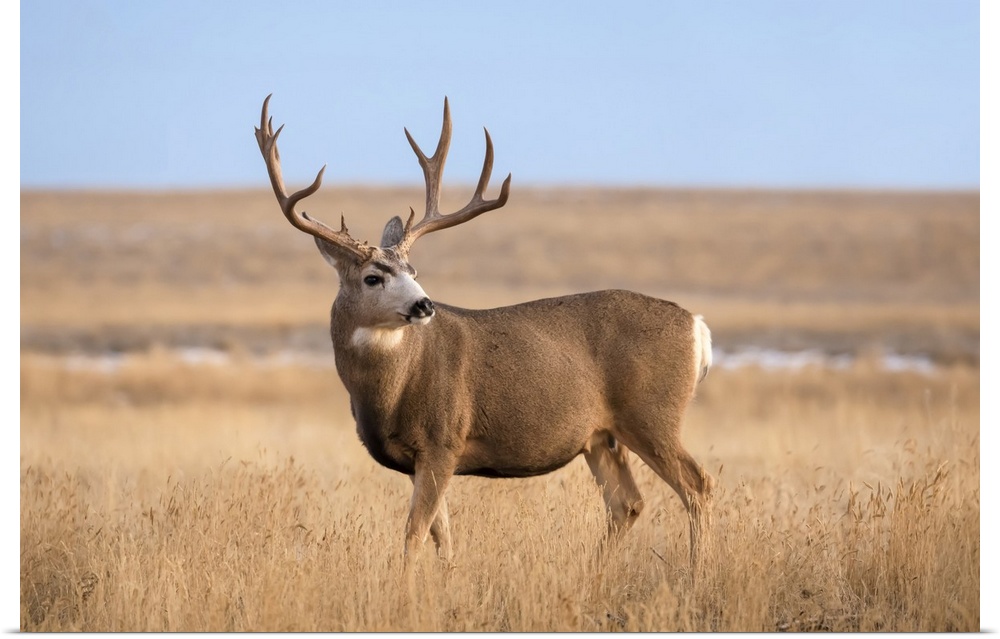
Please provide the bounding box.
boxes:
[394,97,512,256]
[254,95,374,262]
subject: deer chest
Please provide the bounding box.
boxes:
[350,399,416,475]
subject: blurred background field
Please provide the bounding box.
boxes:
[20,186,980,631]
[20,187,978,360]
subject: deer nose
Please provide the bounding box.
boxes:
[410,297,435,319]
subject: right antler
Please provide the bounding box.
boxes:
[254,95,374,262]
[393,97,511,256]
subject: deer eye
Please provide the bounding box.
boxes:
[363,275,384,287]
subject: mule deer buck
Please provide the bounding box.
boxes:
[254,95,715,567]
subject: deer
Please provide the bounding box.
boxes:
[254,94,715,568]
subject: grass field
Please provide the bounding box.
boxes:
[20,187,980,631]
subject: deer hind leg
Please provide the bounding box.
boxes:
[584,433,644,537]
[620,426,714,567]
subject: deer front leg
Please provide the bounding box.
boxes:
[409,475,452,560]
[405,455,456,564]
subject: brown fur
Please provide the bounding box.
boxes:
[329,271,713,565]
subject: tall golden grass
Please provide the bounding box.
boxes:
[20,351,978,631]
[20,188,980,630]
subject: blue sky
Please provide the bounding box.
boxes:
[8,2,996,626]
[19,1,980,190]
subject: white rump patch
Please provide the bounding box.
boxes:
[692,315,713,386]
[351,327,405,350]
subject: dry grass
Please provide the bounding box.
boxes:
[20,187,980,631]
[20,353,979,631]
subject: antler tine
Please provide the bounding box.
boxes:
[396,98,511,255]
[404,96,453,222]
[254,95,373,261]
[470,127,512,214]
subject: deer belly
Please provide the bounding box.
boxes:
[455,457,577,478]
[456,437,582,478]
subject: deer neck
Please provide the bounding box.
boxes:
[329,304,432,411]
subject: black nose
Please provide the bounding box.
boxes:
[411,297,435,318]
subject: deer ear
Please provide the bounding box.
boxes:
[380,216,405,248]
[314,236,343,270]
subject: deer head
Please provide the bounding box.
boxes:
[254,95,511,332]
